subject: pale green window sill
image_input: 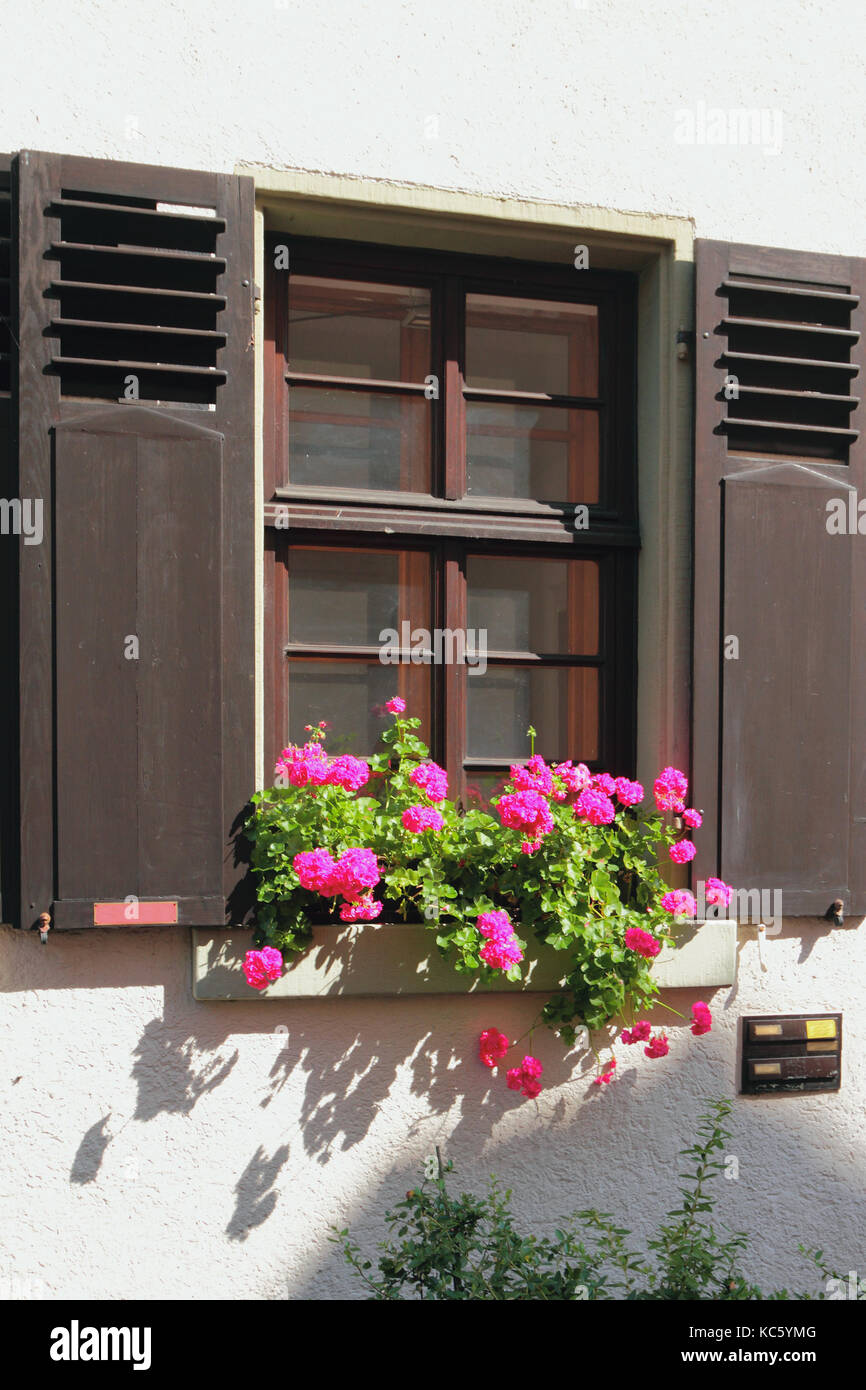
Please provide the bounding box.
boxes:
[192,919,737,1000]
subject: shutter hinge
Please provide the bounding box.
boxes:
[36,911,51,944]
[823,899,844,927]
[676,328,695,361]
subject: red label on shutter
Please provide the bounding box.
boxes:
[93,901,178,925]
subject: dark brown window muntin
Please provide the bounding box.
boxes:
[264,234,639,797]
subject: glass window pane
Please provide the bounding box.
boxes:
[289,387,431,492]
[287,660,431,758]
[467,666,599,762]
[463,771,510,816]
[467,555,599,654]
[288,548,431,648]
[289,276,431,381]
[465,294,598,396]
[466,401,598,503]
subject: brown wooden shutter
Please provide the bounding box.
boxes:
[0,154,14,925]
[13,150,255,930]
[693,239,866,915]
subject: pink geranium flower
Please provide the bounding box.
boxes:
[669,839,696,864]
[661,889,697,918]
[332,848,380,901]
[683,808,703,828]
[621,1020,652,1044]
[574,787,616,826]
[275,741,330,787]
[644,1032,670,1059]
[293,848,338,894]
[479,1028,510,1068]
[506,1055,544,1099]
[242,947,284,991]
[339,894,383,922]
[705,877,732,908]
[477,910,523,971]
[624,926,662,959]
[326,755,370,792]
[691,1001,713,1036]
[408,761,448,803]
[385,696,406,714]
[654,766,689,812]
[497,790,555,839]
[553,761,592,795]
[510,754,554,796]
[402,805,444,834]
[592,1057,617,1085]
[592,773,617,796]
[615,777,644,806]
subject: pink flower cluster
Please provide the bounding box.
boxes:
[497,790,554,840]
[644,1033,669,1059]
[553,761,592,795]
[339,896,382,922]
[624,926,662,959]
[574,786,616,826]
[274,742,370,793]
[683,808,702,828]
[386,695,406,714]
[615,777,644,806]
[478,1027,510,1068]
[275,741,329,787]
[511,754,554,796]
[293,847,381,919]
[409,761,448,803]
[478,1029,542,1101]
[661,889,697,918]
[592,1057,617,1086]
[654,766,689,812]
[669,839,696,864]
[242,947,284,991]
[506,1055,543,1100]
[326,755,371,793]
[691,1001,712,1036]
[621,1020,652,1045]
[705,877,732,908]
[402,805,444,834]
[477,910,523,971]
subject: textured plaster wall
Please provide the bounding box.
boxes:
[1,0,865,1299]
[2,922,864,1299]
[0,0,864,253]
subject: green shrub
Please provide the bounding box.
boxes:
[333,1100,861,1300]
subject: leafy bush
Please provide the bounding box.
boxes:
[333,1100,861,1300]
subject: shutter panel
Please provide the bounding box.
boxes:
[14,151,255,930]
[0,155,14,924]
[694,240,866,915]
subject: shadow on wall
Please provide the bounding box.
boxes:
[225,1144,291,1242]
[70,1114,113,1185]
[131,1018,239,1121]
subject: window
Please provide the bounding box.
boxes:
[264,237,638,805]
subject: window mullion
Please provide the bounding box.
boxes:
[443,276,465,500]
[442,541,467,798]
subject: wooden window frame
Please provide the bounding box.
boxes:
[263,235,639,796]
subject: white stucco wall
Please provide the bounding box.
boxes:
[2,0,864,253]
[2,921,863,1299]
[1,0,865,1299]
